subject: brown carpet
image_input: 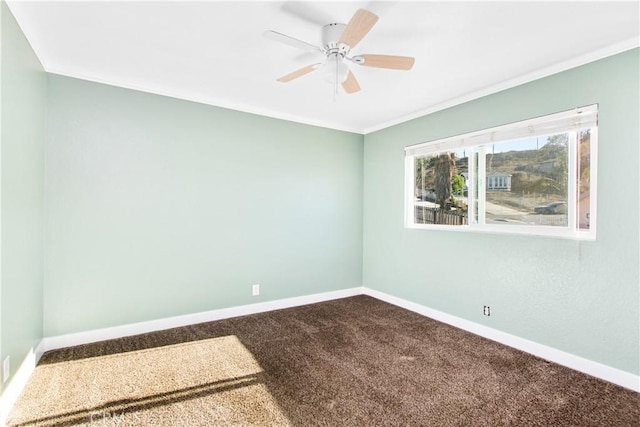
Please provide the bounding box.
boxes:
[7,296,639,426]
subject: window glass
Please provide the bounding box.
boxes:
[413,149,467,225]
[405,105,597,239]
[577,130,591,230]
[483,134,568,228]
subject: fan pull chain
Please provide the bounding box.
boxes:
[333,57,339,101]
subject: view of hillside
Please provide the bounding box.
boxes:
[414,131,591,226]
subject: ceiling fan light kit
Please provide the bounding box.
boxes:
[264,8,415,95]
[321,54,349,84]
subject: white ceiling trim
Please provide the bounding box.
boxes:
[44,67,365,134]
[363,37,640,135]
[45,36,638,136]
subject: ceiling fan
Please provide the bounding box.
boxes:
[264,8,415,94]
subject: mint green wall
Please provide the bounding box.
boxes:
[363,49,639,375]
[44,75,363,336]
[0,1,46,390]
[3,1,636,381]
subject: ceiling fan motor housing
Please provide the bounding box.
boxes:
[322,23,349,57]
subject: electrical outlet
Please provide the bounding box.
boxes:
[252,284,260,296]
[3,356,10,383]
[483,305,491,316]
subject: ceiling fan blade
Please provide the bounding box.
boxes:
[277,64,321,83]
[358,54,415,70]
[342,71,361,94]
[338,9,379,49]
[263,30,323,54]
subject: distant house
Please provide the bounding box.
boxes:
[486,172,512,191]
[459,172,512,191]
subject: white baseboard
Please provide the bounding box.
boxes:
[362,287,640,392]
[2,285,636,424]
[0,341,45,426]
[42,287,364,352]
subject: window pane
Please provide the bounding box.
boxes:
[577,130,591,230]
[473,150,480,225]
[405,106,597,238]
[414,150,468,225]
[483,133,569,227]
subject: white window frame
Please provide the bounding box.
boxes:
[404,105,598,240]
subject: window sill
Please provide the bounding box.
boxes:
[405,223,596,241]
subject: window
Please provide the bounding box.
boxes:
[405,105,598,239]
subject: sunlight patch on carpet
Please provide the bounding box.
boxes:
[8,336,291,426]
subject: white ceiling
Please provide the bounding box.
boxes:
[6,1,639,134]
